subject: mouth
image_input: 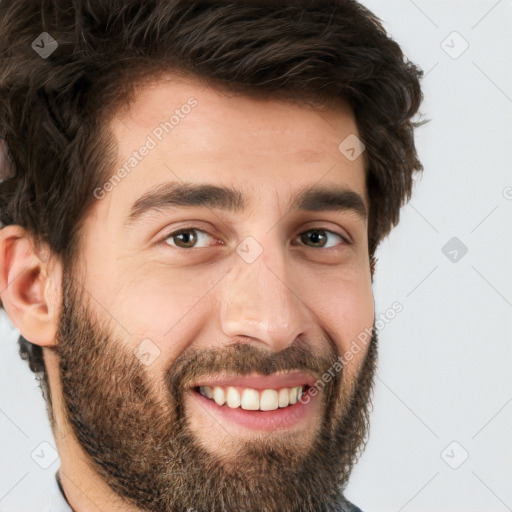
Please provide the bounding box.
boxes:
[194,384,309,411]
[188,372,318,431]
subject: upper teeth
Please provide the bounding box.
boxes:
[198,385,305,411]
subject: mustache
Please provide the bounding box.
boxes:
[165,337,341,394]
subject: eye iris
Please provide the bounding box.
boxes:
[170,229,333,249]
[302,229,326,247]
[174,229,197,248]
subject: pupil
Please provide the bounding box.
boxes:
[304,230,325,247]
[177,230,196,247]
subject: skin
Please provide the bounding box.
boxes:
[0,77,377,511]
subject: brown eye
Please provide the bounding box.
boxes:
[299,229,346,249]
[165,228,212,249]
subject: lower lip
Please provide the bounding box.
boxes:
[190,388,317,431]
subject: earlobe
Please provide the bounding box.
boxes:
[0,225,60,347]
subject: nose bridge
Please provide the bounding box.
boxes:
[219,236,311,350]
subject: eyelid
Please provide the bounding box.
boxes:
[295,219,352,242]
[162,226,220,249]
[294,227,351,248]
[160,225,351,251]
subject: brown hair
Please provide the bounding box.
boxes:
[0,0,425,383]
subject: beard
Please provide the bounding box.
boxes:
[54,265,378,512]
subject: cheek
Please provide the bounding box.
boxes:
[307,271,374,356]
[105,262,223,366]
[308,273,374,403]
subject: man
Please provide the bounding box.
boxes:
[0,1,424,511]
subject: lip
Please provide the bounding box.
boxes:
[190,385,317,431]
[189,371,318,390]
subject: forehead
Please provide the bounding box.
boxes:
[100,77,368,222]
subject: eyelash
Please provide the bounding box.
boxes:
[162,226,351,250]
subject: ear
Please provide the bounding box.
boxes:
[0,225,61,347]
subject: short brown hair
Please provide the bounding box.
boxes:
[0,0,425,382]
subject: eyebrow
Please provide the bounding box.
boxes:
[125,181,367,225]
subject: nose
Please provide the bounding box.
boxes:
[219,238,314,352]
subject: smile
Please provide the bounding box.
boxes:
[196,385,307,411]
[188,372,318,431]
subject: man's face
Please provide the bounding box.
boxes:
[55,79,377,511]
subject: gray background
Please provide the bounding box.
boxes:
[1,1,511,511]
